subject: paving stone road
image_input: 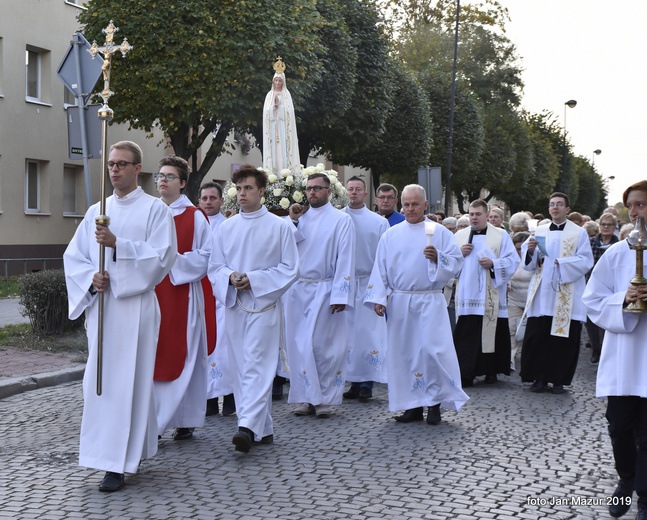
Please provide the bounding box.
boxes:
[0,344,621,520]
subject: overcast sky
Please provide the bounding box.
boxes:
[494,0,647,207]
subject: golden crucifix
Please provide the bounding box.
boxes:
[87,21,132,396]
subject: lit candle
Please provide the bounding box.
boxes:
[527,219,538,236]
[425,221,437,246]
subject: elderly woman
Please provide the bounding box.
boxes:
[262,59,300,174]
[442,216,458,233]
[509,212,530,234]
[508,232,533,372]
[456,215,470,230]
[585,212,619,363]
[583,221,599,239]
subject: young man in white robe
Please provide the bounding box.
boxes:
[285,172,356,417]
[583,180,647,520]
[153,156,213,441]
[342,176,389,401]
[520,192,593,394]
[453,199,519,386]
[364,184,469,424]
[209,165,299,453]
[199,182,236,417]
[63,141,177,492]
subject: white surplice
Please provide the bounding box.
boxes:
[343,205,389,383]
[454,224,519,318]
[521,221,593,322]
[63,187,176,474]
[154,195,211,435]
[583,240,647,398]
[205,212,234,399]
[284,202,356,406]
[209,206,299,439]
[364,220,469,412]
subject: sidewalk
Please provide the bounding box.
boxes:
[0,297,85,399]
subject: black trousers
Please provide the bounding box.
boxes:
[606,396,647,503]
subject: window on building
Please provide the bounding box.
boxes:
[25,46,51,104]
[25,50,40,101]
[25,160,40,212]
[0,38,4,97]
[63,165,84,215]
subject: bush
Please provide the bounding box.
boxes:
[19,269,83,335]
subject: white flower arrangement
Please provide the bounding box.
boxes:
[222,164,349,212]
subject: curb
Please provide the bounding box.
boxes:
[0,366,85,400]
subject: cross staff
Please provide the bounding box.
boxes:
[88,21,132,396]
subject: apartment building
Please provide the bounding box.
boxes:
[0,0,169,274]
[0,1,373,276]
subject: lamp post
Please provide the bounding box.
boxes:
[592,149,601,167]
[562,99,577,177]
[444,0,460,217]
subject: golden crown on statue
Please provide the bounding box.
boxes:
[273,56,286,75]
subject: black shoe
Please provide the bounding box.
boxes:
[343,386,360,399]
[591,351,601,364]
[232,428,253,453]
[426,404,441,425]
[222,394,236,416]
[172,427,195,440]
[394,407,424,423]
[484,374,498,384]
[99,472,124,492]
[206,398,219,416]
[551,384,565,395]
[530,380,548,393]
[585,342,592,349]
[608,479,633,517]
[636,501,647,520]
[358,387,372,402]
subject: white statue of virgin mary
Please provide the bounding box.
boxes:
[262,58,301,174]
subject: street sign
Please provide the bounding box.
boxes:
[67,105,102,160]
[57,33,103,105]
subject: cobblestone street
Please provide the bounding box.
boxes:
[0,344,620,519]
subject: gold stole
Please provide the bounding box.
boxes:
[550,223,579,337]
[455,224,503,352]
[523,222,579,338]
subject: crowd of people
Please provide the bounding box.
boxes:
[62,140,647,520]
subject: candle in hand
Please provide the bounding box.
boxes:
[425,221,437,246]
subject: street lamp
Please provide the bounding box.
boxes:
[444,0,461,217]
[592,149,601,167]
[562,99,577,176]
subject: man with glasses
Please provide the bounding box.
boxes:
[375,183,405,226]
[342,176,389,402]
[285,172,356,417]
[63,141,177,492]
[153,156,214,442]
[520,192,593,394]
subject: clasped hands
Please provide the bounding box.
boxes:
[230,271,251,291]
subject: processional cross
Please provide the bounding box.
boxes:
[87,21,132,396]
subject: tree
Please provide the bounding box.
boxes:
[300,0,393,167]
[350,61,433,189]
[79,0,325,201]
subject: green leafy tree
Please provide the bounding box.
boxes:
[350,61,433,189]
[79,0,325,201]
[574,156,608,217]
[302,0,393,166]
